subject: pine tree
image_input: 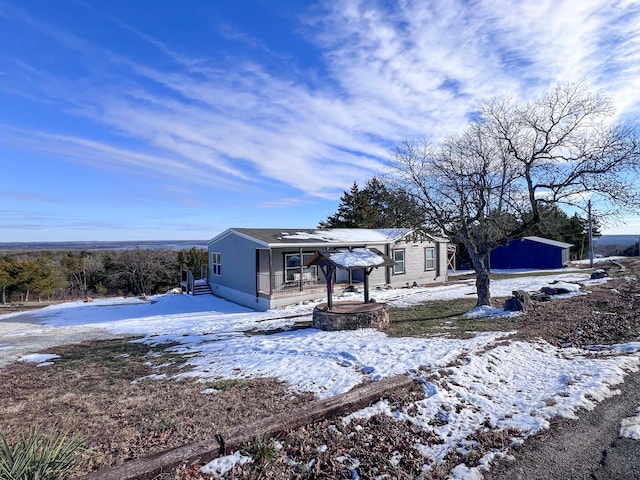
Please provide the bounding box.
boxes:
[524,205,600,259]
[319,178,424,228]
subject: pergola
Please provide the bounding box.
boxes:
[305,247,395,309]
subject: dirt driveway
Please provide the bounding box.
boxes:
[0,311,119,369]
[485,368,640,480]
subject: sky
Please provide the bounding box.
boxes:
[1,0,640,242]
[2,267,640,477]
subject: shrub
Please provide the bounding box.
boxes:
[0,427,85,480]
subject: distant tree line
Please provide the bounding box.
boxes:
[0,247,207,305]
[604,241,640,257]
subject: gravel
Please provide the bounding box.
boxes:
[0,312,120,369]
[484,369,640,480]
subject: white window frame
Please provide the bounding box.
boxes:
[392,249,405,275]
[211,252,222,276]
[425,247,435,271]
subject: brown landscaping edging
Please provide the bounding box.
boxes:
[78,374,414,480]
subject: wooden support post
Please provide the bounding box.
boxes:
[364,267,372,303]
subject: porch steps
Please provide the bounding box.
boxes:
[192,280,213,296]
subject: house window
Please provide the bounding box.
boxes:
[284,253,317,282]
[425,247,435,270]
[392,249,405,275]
[211,252,221,276]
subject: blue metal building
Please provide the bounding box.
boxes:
[490,236,573,270]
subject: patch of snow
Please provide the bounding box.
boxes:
[619,416,640,440]
[343,400,392,425]
[389,450,402,467]
[448,463,484,480]
[279,228,410,243]
[18,353,59,364]
[572,256,626,265]
[199,451,252,477]
[325,248,385,267]
[620,405,640,440]
[130,373,167,384]
[463,306,519,318]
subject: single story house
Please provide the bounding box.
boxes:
[489,236,573,270]
[207,228,449,311]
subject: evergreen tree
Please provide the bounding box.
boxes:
[524,205,600,259]
[319,178,424,228]
[0,256,19,304]
[177,247,208,278]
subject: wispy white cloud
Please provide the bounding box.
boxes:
[308,0,640,131]
[0,192,52,202]
[1,0,639,206]
[104,14,211,72]
[214,21,270,52]
[0,124,246,191]
[0,210,126,231]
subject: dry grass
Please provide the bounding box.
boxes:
[1,259,639,479]
[0,339,312,475]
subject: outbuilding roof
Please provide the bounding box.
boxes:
[522,236,573,249]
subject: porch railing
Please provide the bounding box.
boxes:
[180,269,195,293]
[257,271,323,295]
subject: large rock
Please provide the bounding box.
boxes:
[541,286,572,296]
[504,290,532,311]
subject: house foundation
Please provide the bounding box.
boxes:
[312,302,389,331]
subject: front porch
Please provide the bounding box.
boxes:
[256,247,367,300]
[256,271,326,298]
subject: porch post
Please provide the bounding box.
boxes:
[255,250,259,297]
[299,247,304,291]
[268,249,273,295]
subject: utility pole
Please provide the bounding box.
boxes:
[588,200,594,268]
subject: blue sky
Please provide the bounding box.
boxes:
[1,0,640,242]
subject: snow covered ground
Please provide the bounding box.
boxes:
[2,265,639,478]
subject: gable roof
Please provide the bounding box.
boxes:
[211,228,416,247]
[522,236,573,248]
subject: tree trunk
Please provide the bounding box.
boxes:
[1,286,5,305]
[467,248,491,306]
[475,267,491,306]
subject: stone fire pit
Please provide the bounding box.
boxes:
[312,301,389,331]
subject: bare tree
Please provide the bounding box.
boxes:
[110,248,178,295]
[389,82,640,306]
